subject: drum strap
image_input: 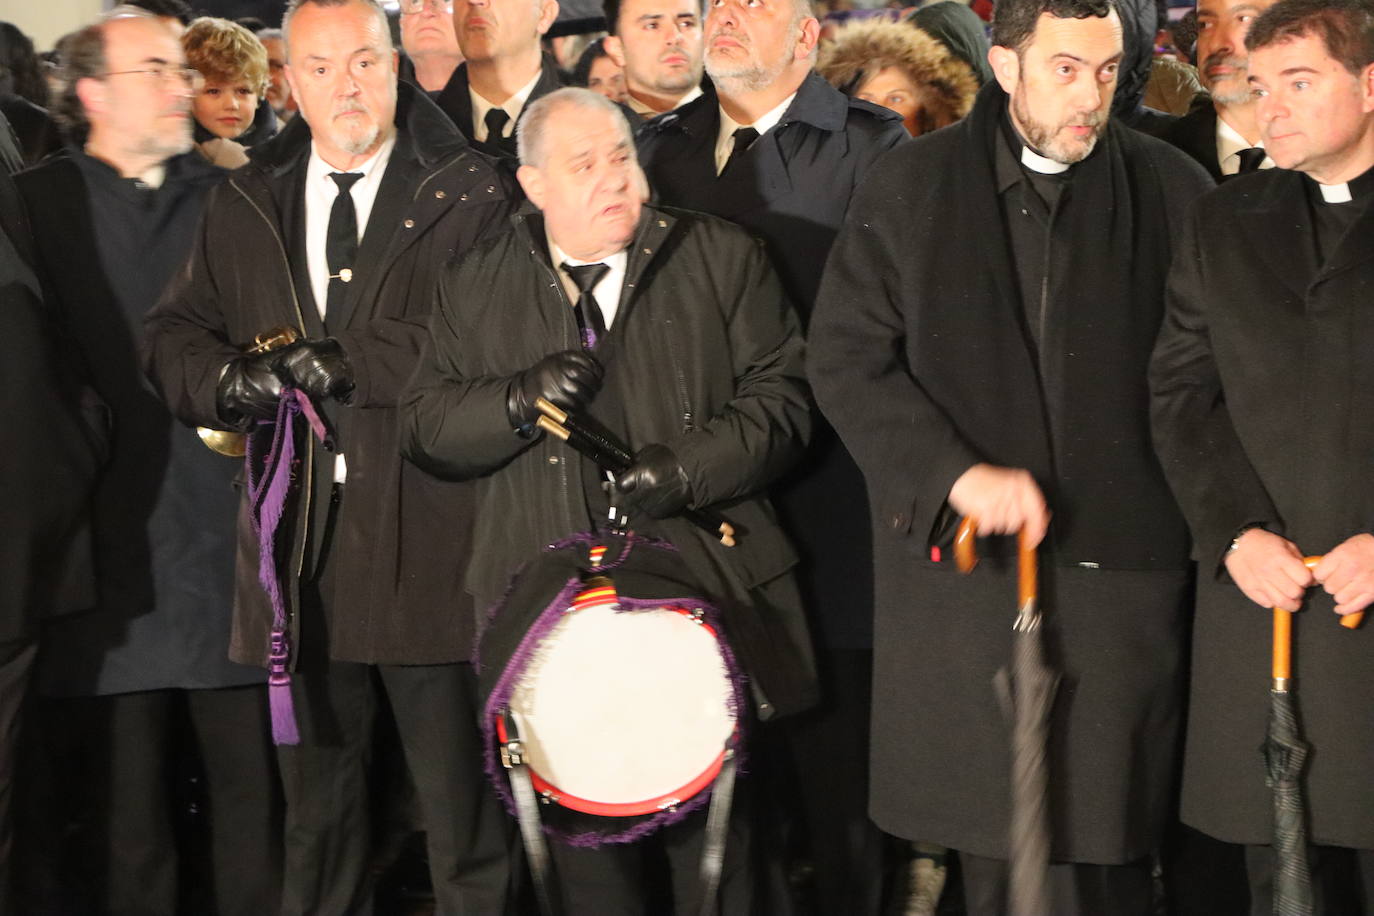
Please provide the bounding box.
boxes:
[697,748,738,916]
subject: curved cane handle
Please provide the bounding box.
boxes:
[953,517,1038,610]
[1273,556,1331,684]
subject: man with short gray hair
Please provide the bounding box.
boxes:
[404,86,815,913]
[143,0,517,911]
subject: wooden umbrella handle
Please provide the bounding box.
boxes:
[952,517,1038,609]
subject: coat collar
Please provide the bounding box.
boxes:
[1233,169,1321,299]
[434,53,565,148]
[647,70,847,139]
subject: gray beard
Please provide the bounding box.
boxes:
[1011,87,1100,165]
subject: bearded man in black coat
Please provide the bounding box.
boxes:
[1151,0,1374,906]
[808,0,1212,911]
[142,0,517,911]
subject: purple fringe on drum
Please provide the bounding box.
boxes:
[478,532,748,848]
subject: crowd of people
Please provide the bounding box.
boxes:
[0,0,1372,913]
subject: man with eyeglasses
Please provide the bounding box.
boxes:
[143,0,517,912]
[435,0,567,157]
[399,0,466,96]
[12,6,281,914]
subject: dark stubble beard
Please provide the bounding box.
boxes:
[1010,80,1105,165]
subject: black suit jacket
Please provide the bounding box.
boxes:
[1160,103,1223,182]
[433,53,567,160]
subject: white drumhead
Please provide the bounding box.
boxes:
[509,603,734,807]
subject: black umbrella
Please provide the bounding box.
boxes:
[955,518,1057,916]
[1265,555,1321,916]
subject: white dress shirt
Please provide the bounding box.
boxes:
[713,92,796,175]
[470,69,543,142]
[1216,114,1274,176]
[302,133,396,483]
[548,233,629,331]
[304,133,397,320]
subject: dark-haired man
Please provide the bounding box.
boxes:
[1160,0,1280,179]
[603,0,704,118]
[808,0,1212,909]
[1151,0,1374,906]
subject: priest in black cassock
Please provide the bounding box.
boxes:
[1150,0,1374,906]
[807,0,1212,911]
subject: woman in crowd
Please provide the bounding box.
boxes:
[817,17,978,138]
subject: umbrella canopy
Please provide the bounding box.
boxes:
[955,519,1057,916]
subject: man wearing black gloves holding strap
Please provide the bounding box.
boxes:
[403,87,815,912]
[143,0,516,912]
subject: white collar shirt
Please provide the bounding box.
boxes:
[713,91,795,175]
[548,232,629,331]
[470,69,542,142]
[1216,113,1274,176]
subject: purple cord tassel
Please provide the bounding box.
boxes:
[246,388,328,746]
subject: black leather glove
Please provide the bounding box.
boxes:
[506,350,604,430]
[274,338,354,403]
[615,443,692,519]
[216,349,288,425]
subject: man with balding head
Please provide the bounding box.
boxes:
[143,0,516,911]
[434,0,565,157]
[404,86,815,913]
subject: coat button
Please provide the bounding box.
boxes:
[435,190,446,199]
[403,219,415,229]
[459,193,469,201]
[547,455,560,465]
[487,185,496,193]
[891,513,906,529]
[468,164,478,172]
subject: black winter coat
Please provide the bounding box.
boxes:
[143,84,516,668]
[401,205,819,719]
[637,70,908,649]
[808,84,1211,860]
[16,149,263,695]
[1151,168,1374,848]
[0,128,100,644]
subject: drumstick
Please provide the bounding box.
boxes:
[535,415,737,547]
[536,397,634,467]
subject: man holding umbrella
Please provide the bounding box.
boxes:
[807,0,1211,910]
[1150,0,1374,906]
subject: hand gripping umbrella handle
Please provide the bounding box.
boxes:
[954,517,1039,629]
[1273,556,1325,688]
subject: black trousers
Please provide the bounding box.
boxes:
[0,637,35,911]
[278,583,510,916]
[959,850,1154,916]
[545,784,756,916]
[20,684,282,916]
[1244,843,1374,915]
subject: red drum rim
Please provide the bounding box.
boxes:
[495,604,735,817]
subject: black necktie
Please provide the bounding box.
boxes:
[484,107,511,143]
[326,171,363,324]
[563,262,610,349]
[721,126,759,176]
[1237,147,1267,174]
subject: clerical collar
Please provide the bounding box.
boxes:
[1020,143,1070,175]
[1310,162,1374,204]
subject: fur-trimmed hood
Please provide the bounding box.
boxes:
[817,18,979,135]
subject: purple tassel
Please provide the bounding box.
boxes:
[246,388,328,746]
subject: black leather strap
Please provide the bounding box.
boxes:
[697,748,738,916]
[502,714,561,916]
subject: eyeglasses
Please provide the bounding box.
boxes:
[101,67,206,92]
[398,0,454,13]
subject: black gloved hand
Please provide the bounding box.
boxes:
[274,338,354,403]
[615,443,692,519]
[506,350,604,430]
[216,349,288,425]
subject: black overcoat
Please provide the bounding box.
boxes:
[143,84,516,668]
[637,70,908,650]
[1150,169,1374,849]
[808,84,1212,861]
[1159,104,1225,182]
[433,54,566,159]
[401,205,819,719]
[16,150,265,695]
[0,132,100,643]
